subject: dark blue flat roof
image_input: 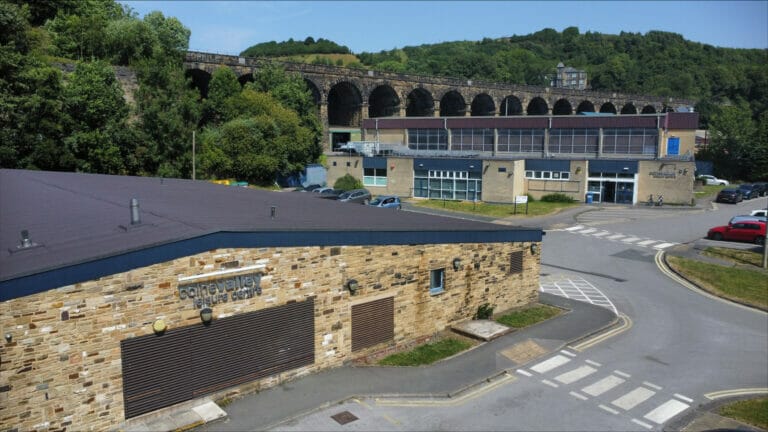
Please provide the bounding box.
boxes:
[0,169,541,300]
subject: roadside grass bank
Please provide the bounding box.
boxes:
[377,303,563,366]
[693,184,726,198]
[496,304,562,328]
[718,397,768,430]
[411,199,579,218]
[702,247,764,267]
[666,254,768,310]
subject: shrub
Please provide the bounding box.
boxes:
[474,303,494,320]
[333,174,362,191]
[526,193,536,202]
[540,193,575,203]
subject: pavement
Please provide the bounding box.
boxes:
[121,199,764,432]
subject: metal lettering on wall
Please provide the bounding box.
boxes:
[178,272,262,308]
[648,171,677,179]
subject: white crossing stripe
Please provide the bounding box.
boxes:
[643,381,662,391]
[606,234,626,240]
[578,228,598,234]
[516,369,532,377]
[582,375,625,397]
[560,350,577,357]
[622,237,642,243]
[591,231,611,237]
[569,391,588,401]
[565,225,585,231]
[644,399,690,424]
[585,359,602,367]
[674,393,694,403]
[631,418,653,429]
[542,379,559,388]
[599,404,619,415]
[654,242,676,249]
[555,366,597,385]
[612,387,656,410]
[614,370,631,378]
[636,240,657,246]
[531,355,571,373]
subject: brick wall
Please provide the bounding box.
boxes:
[0,241,538,430]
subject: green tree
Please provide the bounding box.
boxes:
[704,103,756,180]
[202,66,240,125]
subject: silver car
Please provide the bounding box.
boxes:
[337,188,371,204]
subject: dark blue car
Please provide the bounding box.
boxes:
[738,184,760,200]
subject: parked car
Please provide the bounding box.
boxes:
[294,184,322,192]
[715,188,743,203]
[750,209,768,218]
[749,182,767,197]
[737,184,760,200]
[698,175,729,186]
[312,187,335,195]
[368,196,402,209]
[316,188,344,200]
[337,188,372,204]
[729,215,768,225]
[707,220,766,245]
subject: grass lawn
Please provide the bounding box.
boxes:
[378,338,473,366]
[702,247,764,267]
[718,397,768,430]
[411,199,579,218]
[666,255,768,310]
[693,184,726,198]
[495,304,562,328]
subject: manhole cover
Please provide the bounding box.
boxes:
[331,410,358,425]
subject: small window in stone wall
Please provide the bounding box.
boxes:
[333,161,337,166]
[429,268,445,295]
[509,251,523,274]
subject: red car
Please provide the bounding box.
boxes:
[707,221,766,245]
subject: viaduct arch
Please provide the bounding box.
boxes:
[184,51,695,147]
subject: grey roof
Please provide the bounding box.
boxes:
[1,169,541,298]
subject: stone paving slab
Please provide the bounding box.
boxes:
[451,319,513,341]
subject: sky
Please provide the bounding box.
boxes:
[120,1,768,55]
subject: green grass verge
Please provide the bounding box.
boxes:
[693,184,726,198]
[666,256,768,310]
[378,338,472,366]
[495,304,562,328]
[718,397,768,430]
[702,247,764,267]
[411,199,579,218]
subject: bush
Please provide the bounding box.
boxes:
[333,174,362,191]
[474,303,494,320]
[540,193,575,203]
[526,193,535,202]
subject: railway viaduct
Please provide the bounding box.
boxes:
[183,51,696,147]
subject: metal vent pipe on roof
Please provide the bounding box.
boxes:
[130,198,141,225]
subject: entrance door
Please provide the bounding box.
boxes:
[616,182,634,204]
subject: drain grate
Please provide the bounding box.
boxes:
[331,410,359,425]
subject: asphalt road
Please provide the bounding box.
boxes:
[219,197,768,431]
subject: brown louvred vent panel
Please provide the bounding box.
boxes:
[351,297,394,352]
[510,250,524,274]
[121,298,314,418]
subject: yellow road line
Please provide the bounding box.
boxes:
[569,313,632,352]
[704,388,768,400]
[375,373,515,407]
[352,398,371,409]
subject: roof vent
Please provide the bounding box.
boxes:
[270,206,277,219]
[19,230,35,248]
[130,198,141,225]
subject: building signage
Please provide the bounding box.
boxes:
[648,171,676,179]
[178,272,262,308]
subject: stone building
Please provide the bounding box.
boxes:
[0,169,542,430]
[326,111,698,205]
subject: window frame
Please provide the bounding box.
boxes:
[429,268,446,295]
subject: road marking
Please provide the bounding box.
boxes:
[375,373,515,407]
[555,366,597,385]
[570,314,632,352]
[382,414,400,426]
[643,399,689,424]
[704,388,768,400]
[631,418,653,429]
[621,237,642,243]
[585,359,601,367]
[531,355,571,373]
[540,277,618,315]
[569,391,588,401]
[606,234,625,240]
[643,381,662,391]
[612,387,656,410]
[565,225,585,231]
[560,350,576,357]
[636,240,657,246]
[674,393,694,403]
[599,404,619,415]
[542,379,559,388]
[353,398,372,409]
[613,370,631,379]
[516,369,532,377]
[578,228,598,234]
[582,375,626,397]
[592,231,611,237]
[653,242,676,249]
